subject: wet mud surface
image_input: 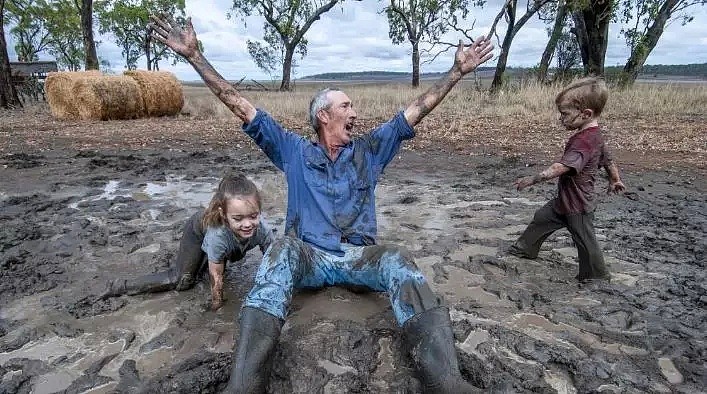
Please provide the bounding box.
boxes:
[0,148,704,393]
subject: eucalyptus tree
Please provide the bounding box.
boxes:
[41,0,85,70]
[384,0,481,88]
[536,0,568,82]
[568,0,614,76]
[230,0,352,91]
[1,0,22,108]
[97,0,186,70]
[7,0,98,70]
[488,0,552,91]
[617,0,706,87]
[77,0,99,69]
[5,0,52,61]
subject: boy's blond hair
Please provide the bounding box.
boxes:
[555,77,609,116]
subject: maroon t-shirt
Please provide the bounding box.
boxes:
[554,126,611,214]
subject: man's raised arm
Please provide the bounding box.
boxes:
[404,37,493,127]
[149,15,257,123]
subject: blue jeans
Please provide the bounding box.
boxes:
[243,236,440,325]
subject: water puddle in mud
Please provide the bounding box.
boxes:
[69,176,217,210]
[288,287,389,326]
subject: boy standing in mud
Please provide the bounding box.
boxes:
[150,14,493,394]
[509,77,625,281]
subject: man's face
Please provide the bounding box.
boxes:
[321,91,357,145]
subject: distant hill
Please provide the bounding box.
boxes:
[298,67,496,81]
[605,63,707,78]
[299,64,707,81]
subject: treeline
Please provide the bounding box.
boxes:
[605,64,707,78]
[2,0,707,109]
[302,64,707,81]
[300,68,494,81]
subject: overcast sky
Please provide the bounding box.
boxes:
[7,0,707,80]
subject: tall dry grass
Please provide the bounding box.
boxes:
[180,80,706,164]
[181,79,707,123]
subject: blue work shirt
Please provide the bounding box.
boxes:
[242,109,415,255]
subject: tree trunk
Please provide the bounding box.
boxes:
[145,34,152,71]
[411,40,420,88]
[618,0,677,88]
[571,11,589,73]
[572,0,611,76]
[538,0,567,82]
[491,1,516,92]
[491,28,514,92]
[280,45,294,91]
[0,0,22,109]
[80,0,99,70]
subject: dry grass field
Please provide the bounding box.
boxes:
[1,79,706,171]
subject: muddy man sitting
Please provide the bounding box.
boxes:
[150,13,494,393]
[103,174,274,311]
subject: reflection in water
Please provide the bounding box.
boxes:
[69,176,217,210]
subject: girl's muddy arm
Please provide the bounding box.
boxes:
[149,15,257,123]
[208,261,225,310]
[514,162,570,191]
[404,37,493,127]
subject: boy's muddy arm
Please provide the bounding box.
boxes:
[514,162,570,191]
[149,15,257,123]
[604,162,626,194]
[404,37,493,127]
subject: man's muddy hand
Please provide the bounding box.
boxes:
[453,36,494,75]
[149,14,199,59]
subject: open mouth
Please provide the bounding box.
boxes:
[345,123,354,132]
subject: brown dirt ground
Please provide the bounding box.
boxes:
[1,104,704,174]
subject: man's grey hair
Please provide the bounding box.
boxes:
[309,87,342,134]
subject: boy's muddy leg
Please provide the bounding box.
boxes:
[566,212,610,280]
[511,201,566,258]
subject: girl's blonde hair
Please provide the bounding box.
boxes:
[202,173,261,228]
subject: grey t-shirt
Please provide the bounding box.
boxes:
[201,219,274,264]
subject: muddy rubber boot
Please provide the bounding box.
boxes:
[101,269,178,299]
[403,306,482,394]
[224,307,283,394]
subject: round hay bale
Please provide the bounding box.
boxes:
[45,70,103,120]
[124,70,183,117]
[72,75,145,121]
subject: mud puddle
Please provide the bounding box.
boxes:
[1,149,704,393]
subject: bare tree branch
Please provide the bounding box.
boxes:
[488,0,512,44]
[420,19,477,65]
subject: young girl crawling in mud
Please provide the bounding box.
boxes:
[102,173,274,310]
